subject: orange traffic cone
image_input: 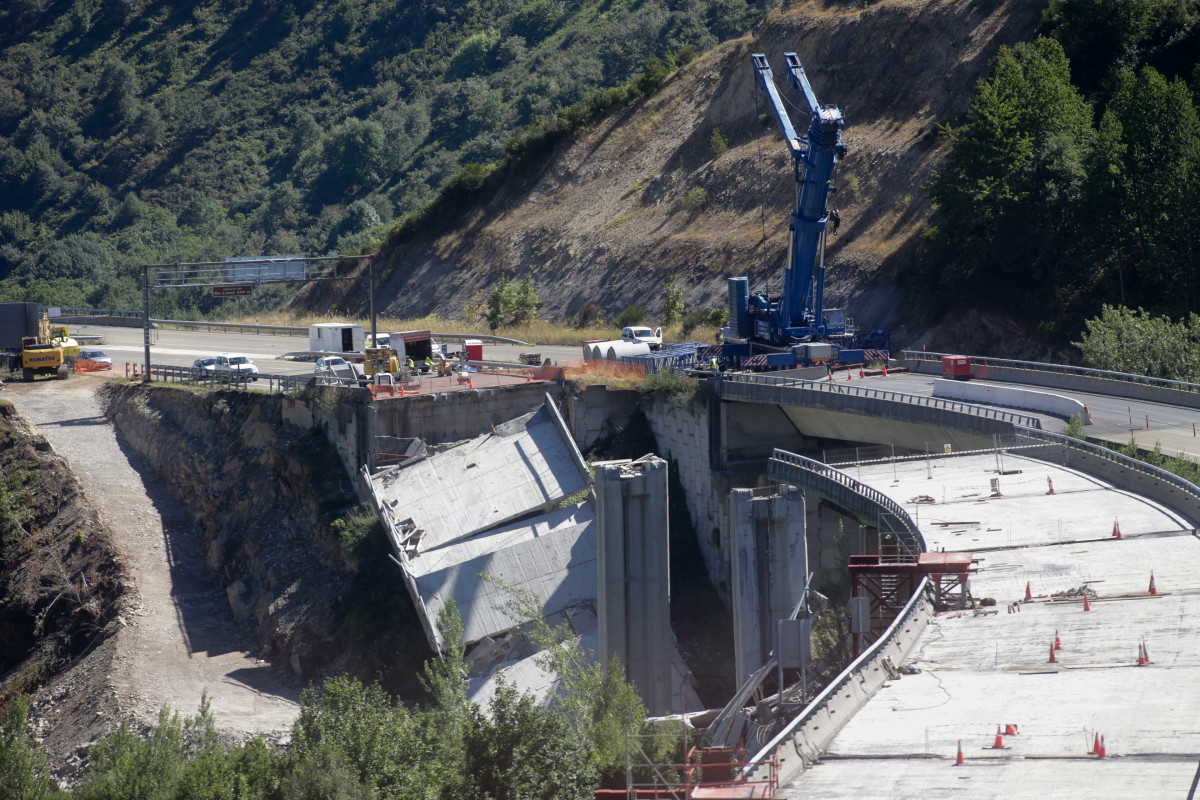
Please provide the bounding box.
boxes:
[1143,641,1152,664]
[1048,642,1057,663]
[992,726,1004,749]
[1112,519,1122,538]
[525,370,532,383]
[1098,735,1107,758]
[1148,572,1157,595]
[1137,643,1147,666]
[1083,593,1091,612]
[1047,477,1055,494]
[859,368,865,379]
[846,368,852,380]
[1091,732,1100,754]
[955,740,964,766]
[1025,581,1032,602]
[882,364,889,376]
[1054,630,1062,651]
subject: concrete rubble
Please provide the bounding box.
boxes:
[364,396,702,712]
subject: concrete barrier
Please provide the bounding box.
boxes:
[932,378,1090,424]
[902,351,1200,412]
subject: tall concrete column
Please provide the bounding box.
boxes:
[729,485,807,687]
[595,458,673,715]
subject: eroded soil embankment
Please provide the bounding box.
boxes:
[102,383,430,690]
[0,398,127,697]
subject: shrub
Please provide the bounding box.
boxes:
[616,305,647,327]
[575,301,603,328]
[513,277,540,325]
[679,186,708,212]
[485,277,516,329]
[681,308,728,336]
[708,127,728,159]
[662,274,684,326]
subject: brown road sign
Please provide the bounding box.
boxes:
[213,284,253,297]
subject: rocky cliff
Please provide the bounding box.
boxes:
[102,384,429,690]
[329,0,1042,348]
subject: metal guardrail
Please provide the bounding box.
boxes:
[49,308,534,346]
[746,448,929,774]
[768,449,925,557]
[718,371,1043,428]
[748,576,930,773]
[1012,425,1200,508]
[903,350,1200,395]
[125,362,311,394]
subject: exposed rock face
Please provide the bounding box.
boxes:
[102,384,363,682]
[310,0,1042,351]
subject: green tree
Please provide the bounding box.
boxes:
[912,37,1095,324]
[485,276,516,328]
[1074,304,1200,381]
[662,273,684,325]
[707,127,728,159]
[463,682,596,800]
[325,119,387,192]
[0,696,55,800]
[679,186,707,212]
[1083,67,1200,314]
[513,277,539,324]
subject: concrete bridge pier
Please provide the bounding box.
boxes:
[595,457,674,715]
[729,485,808,687]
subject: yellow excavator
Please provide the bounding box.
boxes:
[12,314,70,381]
[49,322,80,360]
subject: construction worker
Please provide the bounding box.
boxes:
[424,356,433,372]
[405,355,414,370]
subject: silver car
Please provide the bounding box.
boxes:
[214,353,259,381]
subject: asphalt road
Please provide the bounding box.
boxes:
[854,370,1200,458]
[70,323,1200,459]
[68,323,587,378]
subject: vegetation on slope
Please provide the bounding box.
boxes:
[1,604,669,799]
[0,0,775,320]
[906,0,1200,343]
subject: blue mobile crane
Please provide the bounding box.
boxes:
[719,53,888,370]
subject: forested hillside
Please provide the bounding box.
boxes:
[0,0,772,318]
[909,0,1200,342]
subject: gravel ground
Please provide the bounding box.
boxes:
[3,376,299,772]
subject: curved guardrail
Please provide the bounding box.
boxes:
[1012,426,1200,520]
[718,371,1042,428]
[768,449,924,558]
[744,448,930,782]
[902,350,1200,395]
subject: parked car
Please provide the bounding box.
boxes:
[621,326,663,350]
[191,357,218,379]
[314,356,360,385]
[214,353,259,381]
[75,349,113,370]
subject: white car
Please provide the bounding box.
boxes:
[621,326,663,349]
[214,353,259,381]
[314,356,359,385]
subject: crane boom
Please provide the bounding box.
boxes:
[748,51,845,343]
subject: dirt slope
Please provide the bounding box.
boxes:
[364,0,1041,344]
[2,380,299,775]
